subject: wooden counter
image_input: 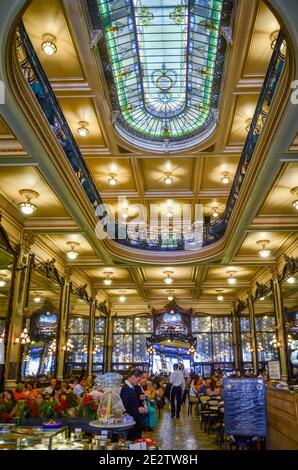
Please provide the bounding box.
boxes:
[266,386,298,449]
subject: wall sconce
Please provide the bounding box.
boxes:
[62,339,74,352]
[15,328,31,345]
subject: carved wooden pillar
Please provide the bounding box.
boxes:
[87,296,96,378]
[248,296,258,375]
[56,268,71,380]
[4,230,34,388]
[272,268,288,382]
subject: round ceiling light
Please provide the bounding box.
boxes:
[41,34,57,56]
[216,290,224,301]
[221,172,231,185]
[227,270,237,285]
[77,121,89,137]
[0,277,6,288]
[212,207,219,218]
[167,290,175,301]
[18,189,39,215]
[287,276,295,284]
[66,241,80,260]
[163,271,174,285]
[164,173,174,185]
[103,272,113,286]
[257,240,271,258]
[108,173,118,186]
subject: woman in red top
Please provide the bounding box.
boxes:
[13,383,27,400]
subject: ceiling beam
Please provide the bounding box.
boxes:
[24,217,81,233]
[249,215,298,231]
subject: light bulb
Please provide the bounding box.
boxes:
[119,295,126,302]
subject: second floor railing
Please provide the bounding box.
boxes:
[16,22,285,252]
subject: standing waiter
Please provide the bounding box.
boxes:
[169,363,185,418]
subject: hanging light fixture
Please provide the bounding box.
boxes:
[216,290,224,301]
[260,296,265,301]
[166,207,174,218]
[290,187,298,210]
[41,34,57,55]
[77,121,89,137]
[287,276,295,284]
[167,290,175,301]
[66,241,80,260]
[163,271,174,285]
[221,172,231,185]
[103,272,113,286]
[18,189,39,215]
[34,293,41,303]
[0,276,6,288]
[119,290,127,302]
[212,207,219,218]
[227,270,237,285]
[108,173,118,186]
[15,328,31,345]
[164,172,174,185]
[48,339,57,356]
[257,240,271,258]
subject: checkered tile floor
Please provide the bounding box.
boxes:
[145,402,219,450]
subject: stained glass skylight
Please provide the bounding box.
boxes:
[96,0,231,151]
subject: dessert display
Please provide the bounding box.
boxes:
[95,373,125,424]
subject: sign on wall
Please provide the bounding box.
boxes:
[223,378,267,437]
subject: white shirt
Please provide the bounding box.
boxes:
[169,370,185,390]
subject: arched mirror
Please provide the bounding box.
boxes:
[20,259,63,379]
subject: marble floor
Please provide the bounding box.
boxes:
[147,402,219,450]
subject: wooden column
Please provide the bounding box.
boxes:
[248,296,258,375]
[56,269,71,380]
[4,231,34,388]
[87,297,96,378]
[231,308,241,370]
[272,273,288,382]
[105,307,113,373]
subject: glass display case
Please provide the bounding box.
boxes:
[0,425,68,450]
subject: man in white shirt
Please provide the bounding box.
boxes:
[43,377,57,396]
[169,363,185,418]
[73,378,86,398]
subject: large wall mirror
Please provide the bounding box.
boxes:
[281,268,298,384]
[253,289,279,371]
[20,261,62,379]
[64,289,91,377]
[0,246,14,384]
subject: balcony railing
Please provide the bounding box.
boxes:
[16,22,285,252]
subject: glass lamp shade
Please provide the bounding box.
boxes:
[104,278,112,286]
[221,173,231,184]
[108,174,118,186]
[19,201,37,215]
[287,276,295,284]
[67,250,79,260]
[34,296,41,303]
[164,174,174,185]
[259,249,271,258]
[228,276,236,285]
[292,200,298,211]
[41,40,57,56]
[217,295,224,301]
[0,280,6,287]
[77,122,89,137]
[164,277,173,285]
[119,295,126,302]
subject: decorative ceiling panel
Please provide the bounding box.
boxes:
[95,0,233,151]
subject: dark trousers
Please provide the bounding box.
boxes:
[171,386,182,417]
[127,417,143,441]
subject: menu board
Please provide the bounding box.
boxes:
[223,378,267,437]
